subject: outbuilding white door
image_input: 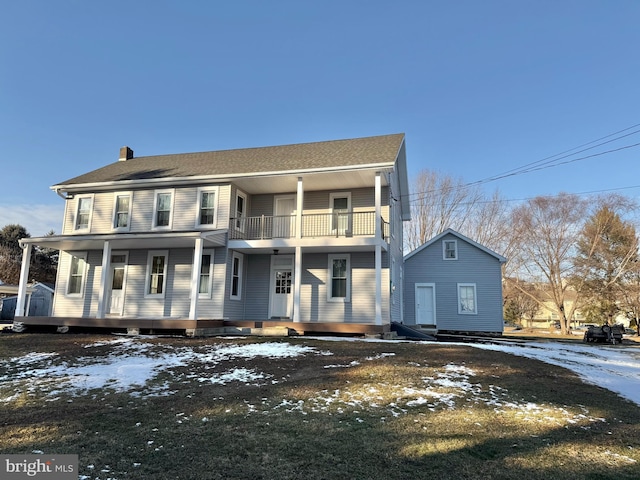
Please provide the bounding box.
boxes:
[415,283,436,326]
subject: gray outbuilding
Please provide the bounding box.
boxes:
[404,229,506,335]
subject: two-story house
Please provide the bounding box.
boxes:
[13,134,410,336]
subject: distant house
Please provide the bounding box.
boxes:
[13,134,411,336]
[403,229,506,335]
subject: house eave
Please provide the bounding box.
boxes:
[51,162,396,195]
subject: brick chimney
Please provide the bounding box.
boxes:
[119,146,134,161]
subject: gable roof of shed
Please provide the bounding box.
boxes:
[54,133,405,187]
[404,228,507,263]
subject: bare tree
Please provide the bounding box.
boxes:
[404,170,509,254]
[507,193,588,334]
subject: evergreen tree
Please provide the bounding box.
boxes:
[573,206,639,325]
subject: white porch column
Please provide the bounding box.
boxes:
[375,172,382,239]
[293,176,303,323]
[15,243,33,317]
[296,176,303,239]
[189,237,204,320]
[97,241,112,319]
[374,172,382,325]
[293,246,302,323]
[375,244,382,325]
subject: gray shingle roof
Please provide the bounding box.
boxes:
[56,133,405,187]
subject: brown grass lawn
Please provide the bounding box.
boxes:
[1,332,639,480]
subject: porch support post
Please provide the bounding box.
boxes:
[15,243,33,317]
[296,176,303,239]
[375,171,382,239]
[189,237,204,320]
[375,171,382,325]
[97,241,112,319]
[293,246,302,322]
[375,244,382,325]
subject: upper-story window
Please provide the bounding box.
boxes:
[75,196,93,231]
[196,187,218,228]
[113,193,132,231]
[443,240,458,260]
[153,190,174,229]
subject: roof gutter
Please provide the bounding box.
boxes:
[54,188,73,200]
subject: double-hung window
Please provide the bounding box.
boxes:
[153,190,174,229]
[146,251,168,297]
[230,252,243,299]
[75,196,93,231]
[199,250,214,298]
[66,252,87,296]
[443,240,458,260]
[328,254,350,302]
[458,283,477,314]
[196,187,218,228]
[113,193,132,230]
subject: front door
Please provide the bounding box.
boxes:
[273,195,296,238]
[269,255,294,318]
[107,253,127,316]
[415,283,435,326]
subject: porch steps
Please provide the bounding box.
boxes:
[187,325,292,337]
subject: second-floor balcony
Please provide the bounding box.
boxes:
[229,211,390,241]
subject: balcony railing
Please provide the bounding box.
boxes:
[229,211,389,241]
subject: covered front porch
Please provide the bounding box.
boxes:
[11,316,389,337]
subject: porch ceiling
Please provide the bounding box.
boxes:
[233,168,390,195]
[21,230,227,251]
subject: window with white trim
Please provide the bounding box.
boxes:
[458,283,477,314]
[443,240,458,260]
[146,251,168,297]
[196,187,218,227]
[113,193,132,230]
[75,196,93,231]
[153,190,174,229]
[198,250,214,298]
[230,252,243,299]
[328,254,350,302]
[66,252,87,296]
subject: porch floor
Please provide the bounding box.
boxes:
[13,317,389,337]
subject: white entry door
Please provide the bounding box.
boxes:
[415,283,436,326]
[269,255,294,318]
[107,253,127,316]
[273,195,296,238]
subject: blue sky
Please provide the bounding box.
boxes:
[1,0,639,236]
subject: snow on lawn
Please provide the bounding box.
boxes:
[0,338,329,400]
[460,340,640,406]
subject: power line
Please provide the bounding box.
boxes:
[404,122,640,201]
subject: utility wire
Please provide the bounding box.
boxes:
[404,123,640,201]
